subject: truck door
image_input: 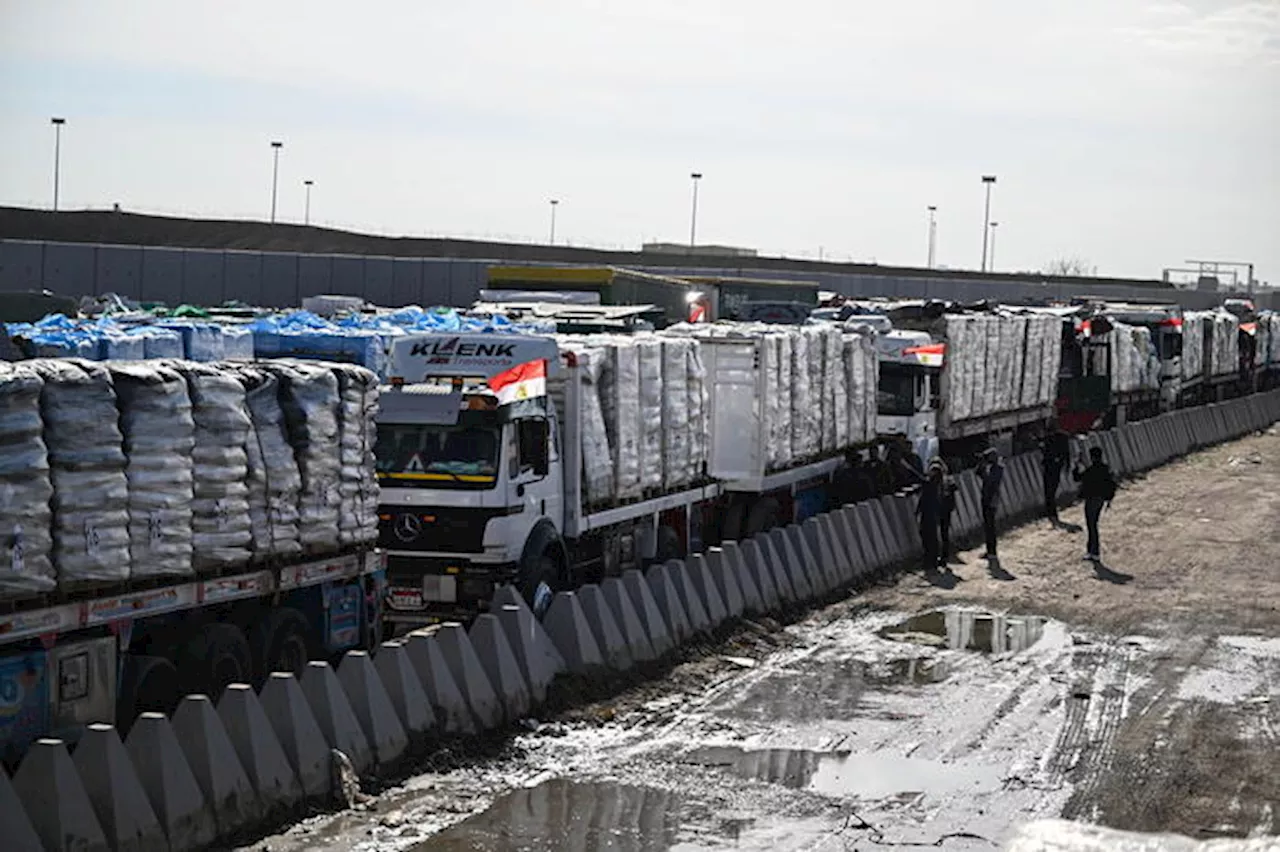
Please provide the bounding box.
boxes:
[509,416,564,532]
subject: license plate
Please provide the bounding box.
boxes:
[423,575,457,603]
[388,588,424,610]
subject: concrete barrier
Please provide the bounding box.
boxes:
[543,591,607,674]
[0,765,42,852]
[955,471,980,538]
[806,515,842,591]
[889,495,920,559]
[337,651,409,767]
[374,641,437,742]
[469,612,533,720]
[72,723,166,852]
[836,507,871,579]
[851,502,888,570]
[687,553,730,626]
[721,542,763,614]
[705,548,747,618]
[578,582,633,670]
[602,577,658,663]
[667,558,714,635]
[769,527,813,602]
[787,523,825,595]
[816,514,852,585]
[622,569,675,658]
[756,533,796,603]
[217,684,305,817]
[259,674,331,800]
[649,560,698,641]
[739,538,780,611]
[871,498,903,565]
[494,601,566,703]
[124,712,217,849]
[300,661,375,775]
[435,622,504,730]
[13,738,109,852]
[171,694,262,834]
[403,630,477,735]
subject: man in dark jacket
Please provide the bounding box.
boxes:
[1073,447,1118,561]
[1040,418,1070,523]
[978,447,1004,560]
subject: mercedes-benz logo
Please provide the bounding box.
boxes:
[393,513,422,543]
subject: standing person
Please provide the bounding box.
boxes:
[978,447,1005,560]
[915,463,943,571]
[937,458,957,567]
[1073,447,1118,562]
[1040,418,1070,523]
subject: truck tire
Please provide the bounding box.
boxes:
[721,502,747,543]
[251,607,313,683]
[117,655,180,732]
[180,622,253,698]
[744,497,781,537]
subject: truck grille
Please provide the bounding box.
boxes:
[378,506,513,554]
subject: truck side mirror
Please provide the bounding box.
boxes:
[520,419,550,477]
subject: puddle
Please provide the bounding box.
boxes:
[879,609,1047,654]
[721,655,946,722]
[685,745,1003,801]
[413,778,680,851]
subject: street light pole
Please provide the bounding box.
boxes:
[989,221,999,271]
[270,141,283,223]
[926,205,937,268]
[51,117,66,212]
[980,175,997,272]
[303,179,314,225]
[689,172,702,250]
[549,199,559,245]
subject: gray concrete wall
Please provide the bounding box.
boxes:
[1,238,1267,312]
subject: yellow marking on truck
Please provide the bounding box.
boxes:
[380,472,497,483]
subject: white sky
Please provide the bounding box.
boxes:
[1,0,1276,283]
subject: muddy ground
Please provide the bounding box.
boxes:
[243,430,1280,852]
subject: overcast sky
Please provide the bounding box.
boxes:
[1,1,1276,284]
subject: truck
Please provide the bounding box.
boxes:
[0,357,384,764]
[374,321,878,626]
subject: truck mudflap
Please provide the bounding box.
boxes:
[383,556,519,624]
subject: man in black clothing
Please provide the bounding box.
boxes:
[1073,446,1118,561]
[978,447,1005,560]
[937,460,957,566]
[1040,418,1070,523]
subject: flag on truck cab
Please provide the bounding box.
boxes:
[903,343,945,367]
[489,359,547,405]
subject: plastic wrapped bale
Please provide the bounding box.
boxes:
[233,366,302,559]
[660,338,691,489]
[982,316,1001,416]
[804,327,825,455]
[110,363,196,579]
[1041,316,1064,405]
[331,364,380,546]
[942,316,970,423]
[790,331,813,459]
[1019,317,1043,409]
[601,341,643,501]
[760,334,782,470]
[827,330,848,450]
[99,331,146,361]
[687,340,709,482]
[264,361,342,554]
[166,362,253,571]
[222,326,255,361]
[29,360,132,586]
[569,345,615,504]
[138,327,184,360]
[842,335,867,446]
[769,332,793,469]
[636,337,664,492]
[0,363,55,597]
[159,323,226,362]
[1182,313,1205,381]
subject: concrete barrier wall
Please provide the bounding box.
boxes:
[4,388,1278,850]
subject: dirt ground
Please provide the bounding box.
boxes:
[243,430,1280,852]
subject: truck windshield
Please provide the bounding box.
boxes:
[375,415,501,487]
[878,365,917,417]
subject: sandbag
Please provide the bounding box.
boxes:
[0,363,55,597]
[331,363,380,547]
[233,365,302,559]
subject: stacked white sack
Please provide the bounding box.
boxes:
[1041,315,1064,404]
[168,362,253,572]
[234,365,302,559]
[636,337,664,492]
[790,332,815,459]
[1209,311,1239,377]
[265,361,342,555]
[769,333,794,470]
[982,316,1000,416]
[331,364,381,546]
[1182,313,1205,381]
[941,316,969,423]
[660,338,691,488]
[802,326,825,455]
[600,340,643,501]
[686,339,709,481]
[29,360,131,585]
[842,331,877,445]
[0,363,55,597]
[109,363,195,579]
[574,345,616,504]
[821,327,845,452]
[994,316,1015,413]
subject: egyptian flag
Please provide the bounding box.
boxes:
[489,359,547,405]
[903,343,945,367]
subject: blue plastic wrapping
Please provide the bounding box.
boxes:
[137,327,184,359]
[98,331,146,361]
[159,322,225,362]
[222,326,254,361]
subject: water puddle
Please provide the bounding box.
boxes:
[879,609,1047,654]
[685,745,1003,801]
[413,778,680,851]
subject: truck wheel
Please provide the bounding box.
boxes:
[520,554,558,619]
[251,607,313,683]
[744,498,781,537]
[117,655,180,732]
[180,622,253,698]
[721,502,747,543]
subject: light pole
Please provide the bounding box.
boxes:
[303,180,314,225]
[549,199,559,245]
[51,117,66,211]
[980,174,997,272]
[689,172,703,249]
[269,141,283,223]
[926,205,937,268]
[989,221,999,271]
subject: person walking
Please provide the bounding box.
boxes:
[978,447,1005,560]
[1073,446,1118,562]
[1040,418,1070,523]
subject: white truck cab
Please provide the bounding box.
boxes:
[874,329,942,463]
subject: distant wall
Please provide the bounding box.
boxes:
[0,238,1262,312]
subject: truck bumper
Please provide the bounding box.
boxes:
[383,554,519,625]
